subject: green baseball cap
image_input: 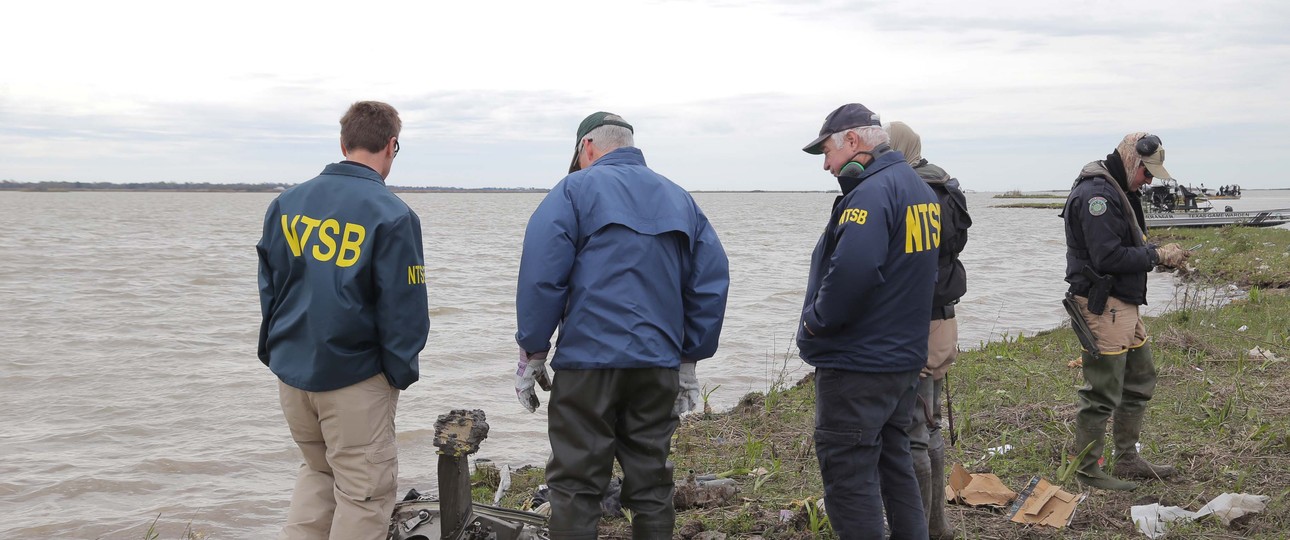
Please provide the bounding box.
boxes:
[569,112,633,173]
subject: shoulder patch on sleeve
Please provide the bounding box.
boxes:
[1088,196,1108,216]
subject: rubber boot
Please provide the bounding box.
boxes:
[1073,422,1138,491]
[913,451,934,525]
[1112,412,1176,480]
[927,444,953,540]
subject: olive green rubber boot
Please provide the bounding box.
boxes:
[1073,423,1138,491]
[927,444,954,539]
[1112,412,1176,480]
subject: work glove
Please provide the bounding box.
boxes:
[1155,242,1191,268]
[514,348,551,413]
[674,362,701,416]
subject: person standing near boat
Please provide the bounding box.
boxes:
[257,101,429,540]
[1060,132,1189,491]
[887,121,970,539]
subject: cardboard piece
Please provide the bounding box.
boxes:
[946,463,1016,507]
[1006,476,1086,529]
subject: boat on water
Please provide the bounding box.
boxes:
[1142,180,1285,227]
[1146,208,1290,228]
[1195,183,1242,200]
[1146,179,1211,213]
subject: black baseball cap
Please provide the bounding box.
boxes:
[802,103,882,154]
[569,112,634,173]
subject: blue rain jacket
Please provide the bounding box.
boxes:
[516,147,729,370]
[257,162,429,391]
[797,150,940,373]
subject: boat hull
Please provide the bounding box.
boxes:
[1146,210,1289,228]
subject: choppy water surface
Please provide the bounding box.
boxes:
[1,189,1286,538]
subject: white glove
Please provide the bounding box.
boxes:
[674,362,701,416]
[514,348,550,413]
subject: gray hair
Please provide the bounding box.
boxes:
[829,126,889,149]
[583,114,635,152]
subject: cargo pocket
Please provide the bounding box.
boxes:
[813,427,879,481]
[334,436,398,502]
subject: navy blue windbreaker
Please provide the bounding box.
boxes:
[515,147,729,370]
[257,162,429,391]
[797,150,940,373]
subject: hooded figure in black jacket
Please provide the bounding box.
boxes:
[887,121,970,539]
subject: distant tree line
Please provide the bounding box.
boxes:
[0,180,548,193]
[0,180,291,192]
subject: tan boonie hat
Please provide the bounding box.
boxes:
[1135,134,1172,180]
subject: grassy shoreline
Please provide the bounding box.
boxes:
[478,226,1290,539]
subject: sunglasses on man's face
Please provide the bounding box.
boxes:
[1142,165,1153,180]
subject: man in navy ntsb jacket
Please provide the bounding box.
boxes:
[257,101,428,540]
[799,103,939,540]
[514,112,729,540]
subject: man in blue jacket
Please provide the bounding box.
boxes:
[799,104,939,539]
[257,101,429,540]
[514,112,729,540]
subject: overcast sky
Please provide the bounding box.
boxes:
[3,0,1288,191]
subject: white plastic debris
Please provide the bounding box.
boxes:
[1249,347,1282,361]
[493,463,512,505]
[1237,325,1249,332]
[1132,503,1196,539]
[985,444,1013,457]
[1196,493,1272,526]
[1130,493,1270,538]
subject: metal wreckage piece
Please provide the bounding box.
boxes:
[387,409,550,540]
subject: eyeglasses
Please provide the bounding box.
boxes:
[393,139,400,156]
[1142,165,1153,180]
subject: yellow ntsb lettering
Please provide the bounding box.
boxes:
[407,265,426,285]
[336,223,366,268]
[837,208,868,226]
[280,214,367,267]
[313,219,340,262]
[904,203,941,254]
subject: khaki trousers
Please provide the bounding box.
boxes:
[278,373,400,540]
[923,318,958,380]
[1072,295,1148,354]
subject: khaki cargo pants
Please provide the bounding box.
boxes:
[1072,295,1147,354]
[278,373,400,540]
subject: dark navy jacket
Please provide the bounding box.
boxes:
[797,150,940,373]
[516,147,729,370]
[1062,161,1159,305]
[257,162,429,391]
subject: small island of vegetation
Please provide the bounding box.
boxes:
[993,190,1067,199]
